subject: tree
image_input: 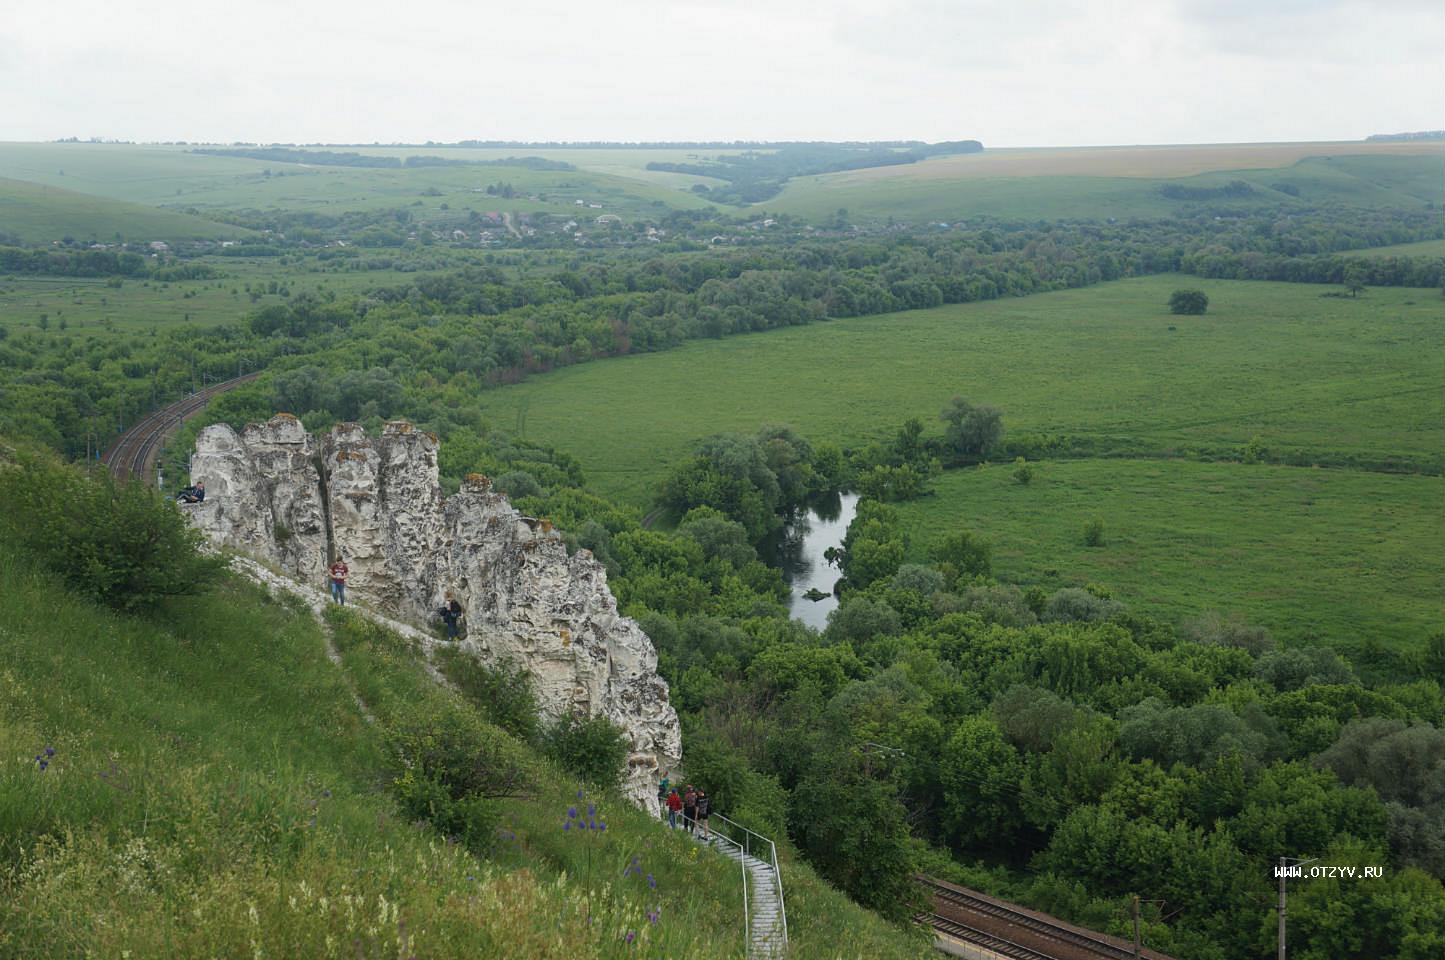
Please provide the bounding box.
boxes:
[939,396,1004,460]
[931,528,992,583]
[1344,263,1368,298]
[1169,289,1209,315]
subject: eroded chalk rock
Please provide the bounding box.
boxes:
[189,416,680,806]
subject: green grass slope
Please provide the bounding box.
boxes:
[0,543,928,958]
[891,458,1445,648]
[765,152,1445,222]
[0,176,248,245]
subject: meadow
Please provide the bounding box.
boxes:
[1350,237,1445,258]
[0,259,447,332]
[0,176,246,244]
[891,458,1444,649]
[478,276,1444,506]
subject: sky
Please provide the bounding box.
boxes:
[2,0,1441,147]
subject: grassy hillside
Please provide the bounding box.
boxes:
[0,539,929,958]
[0,142,717,220]
[0,176,247,245]
[764,149,1445,222]
[479,276,1444,506]
[891,458,1444,648]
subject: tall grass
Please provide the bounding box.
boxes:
[0,547,928,958]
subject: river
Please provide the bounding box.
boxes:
[771,491,859,630]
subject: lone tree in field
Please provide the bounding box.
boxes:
[940,396,1003,461]
[1169,289,1209,315]
[1343,263,1368,298]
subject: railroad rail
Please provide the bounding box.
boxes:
[101,372,262,484]
[917,876,1175,960]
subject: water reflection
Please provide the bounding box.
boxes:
[770,491,859,630]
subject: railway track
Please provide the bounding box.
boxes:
[917,876,1173,960]
[101,372,261,484]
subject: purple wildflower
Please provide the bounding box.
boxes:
[577,789,584,800]
[599,822,607,832]
[647,909,660,925]
[587,802,596,818]
[37,758,48,771]
[562,820,571,832]
[567,806,578,819]
[624,931,635,945]
[647,873,656,889]
[44,747,55,758]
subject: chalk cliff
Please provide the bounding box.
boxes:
[188,416,680,807]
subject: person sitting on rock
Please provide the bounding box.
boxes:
[176,480,205,503]
[439,592,464,640]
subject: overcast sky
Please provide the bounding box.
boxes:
[2,0,1441,146]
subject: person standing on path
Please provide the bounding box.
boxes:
[329,557,348,605]
[666,788,682,829]
[694,789,711,840]
[682,785,697,834]
[656,772,671,819]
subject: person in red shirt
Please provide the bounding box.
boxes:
[665,789,682,829]
[329,557,348,605]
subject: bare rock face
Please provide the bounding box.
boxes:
[189,415,681,806]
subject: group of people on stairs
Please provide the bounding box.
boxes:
[657,773,710,836]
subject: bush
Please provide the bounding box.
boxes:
[493,469,543,499]
[1169,289,1209,315]
[1082,517,1106,547]
[0,448,224,611]
[543,713,629,791]
[433,648,540,741]
[1012,456,1034,485]
[1182,610,1274,656]
[931,529,993,582]
[385,699,537,847]
[1043,587,1123,623]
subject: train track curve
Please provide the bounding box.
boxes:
[917,876,1175,960]
[101,372,262,484]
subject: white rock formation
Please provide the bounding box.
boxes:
[189,416,681,806]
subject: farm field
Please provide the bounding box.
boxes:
[891,458,1444,650]
[0,176,247,245]
[766,151,1445,221]
[477,275,1445,507]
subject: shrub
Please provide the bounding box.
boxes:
[1043,588,1123,623]
[0,448,224,611]
[543,713,629,791]
[1182,610,1274,656]
[493,469,542,499]
[433,648,540,742]
[1169,289,1209,315]
[931,529,993,582]
[1082,517,1106,547]
[1012,456,1034,485]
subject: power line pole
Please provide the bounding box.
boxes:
[1277,856,1318,960]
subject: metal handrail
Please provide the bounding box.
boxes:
[708,812,789,952]
[680,813,749,955]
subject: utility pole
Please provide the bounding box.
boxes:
[1133,895,1141,959]
[1277,856,1318,960]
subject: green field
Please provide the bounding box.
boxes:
[0,260,448,332]
[0,142,718,219]
[0,176,247,244]
[478,276,1444,506]
[765,153,1445,222]
[1350,237,1445,258]
[892,458,1443,647]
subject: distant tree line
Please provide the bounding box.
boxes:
[189,147,573,171]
